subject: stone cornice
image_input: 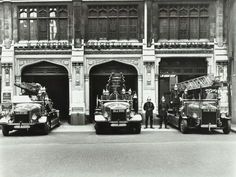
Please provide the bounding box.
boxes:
[0,0,72,2]
[15,50,72,55]
[84,49,142,55]
[155,49,214,54]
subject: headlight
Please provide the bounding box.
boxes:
[103,111,108,118]
[31,114,37,121]
[221,113,226,118]
[130,111,135,118]
[192,113,198,119]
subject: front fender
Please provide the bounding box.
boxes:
[0,116,11,124]
[181,116,188,119]
[95,115,107,122]
[38,116,47,123]
[129,114,142,122]
[221,116,231,120]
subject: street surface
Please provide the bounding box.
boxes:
[0,126,236,177]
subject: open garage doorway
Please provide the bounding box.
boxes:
[159,57,207,104]
[21,61,69,121]
[89,61,138,119]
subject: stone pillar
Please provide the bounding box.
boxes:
[68,74,72,116]
[138,74,143,112]
[155,58,161,113]
[1,40,14,110]
[206,57,214,75]
[3,1,12,42]
[70,42,86,125]
[146,0,152,47]
[84,74,89,116]
[144,0,147,45]
[216,0,224,47]
[15,75,21,96]
[143,62,156,112]
[232,64,236,123]
[73,1,82,48]
[0,4,4,43]
[1,63,14,110]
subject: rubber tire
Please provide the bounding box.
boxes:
[2,125,9,136]
[134,126,141,134]
[223,119,231,134]
[130,125,141,134]
[180,119,188,134]
[95,123,103,135]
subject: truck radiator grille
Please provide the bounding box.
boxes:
[202,112,217,124]
[14,115,30,123]
[111,112,126,121]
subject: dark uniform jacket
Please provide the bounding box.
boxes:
[143,102,155,116]
[159,102,169,117]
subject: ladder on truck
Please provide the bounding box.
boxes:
[177,75,215,91]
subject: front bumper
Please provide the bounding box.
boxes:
[1,122,45,130]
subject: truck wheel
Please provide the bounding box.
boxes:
[95,123,103,134]
[2,125,9,136]
[223,120,231,134]
[129,124,141,134]
[43,121,51,135]
[134,126,141,134]
[180,119,188,134]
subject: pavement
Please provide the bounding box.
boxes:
[53,122,236,133]
[231,123,236,133]
[1,121,236,133]
[53,122,177,133]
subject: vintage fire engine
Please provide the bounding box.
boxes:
[0,82,60,136]
[94,73,142,134]
[168,75,231,134]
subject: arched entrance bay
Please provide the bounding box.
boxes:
[89,61,138,119]
[21,61,69,120]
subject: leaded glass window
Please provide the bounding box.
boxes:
[158,4,209,40]
[87,5,138,40]
[18,6,68,41]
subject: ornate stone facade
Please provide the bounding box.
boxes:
[0,0,230,124]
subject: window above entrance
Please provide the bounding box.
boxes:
[87,5,139,41]
[18,6,68,41]
[158,4,209,40]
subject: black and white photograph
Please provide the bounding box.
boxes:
[0,0,236,177]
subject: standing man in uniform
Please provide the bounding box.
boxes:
[143,97,155,129]
[170,84,180,115]
[159,96,169,129]
[132,91,138,113]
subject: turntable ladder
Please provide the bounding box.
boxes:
[177,75,215,91]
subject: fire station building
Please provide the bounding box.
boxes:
[0,0,230,124]
[227,0,236,124]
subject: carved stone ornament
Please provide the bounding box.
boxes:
[18,59,70,73]
[87,58,140,73]
[3,39,12,49]
[144,62,154,73]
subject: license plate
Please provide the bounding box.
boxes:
[14,125,30,129]
[203,109,215,112]
[110,123,127,127]
[113,109,125,113]
[15,112,28,115]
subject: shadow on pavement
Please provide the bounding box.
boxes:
[3,126,60,137]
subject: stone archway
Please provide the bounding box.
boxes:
[89,61,138,118]
[21,61,69,120]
